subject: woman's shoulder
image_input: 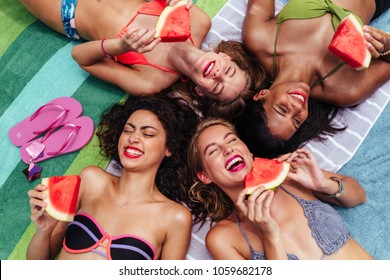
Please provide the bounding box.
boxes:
[79,166,119,187]
[160,200,192,226]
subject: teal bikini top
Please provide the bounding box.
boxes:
[273,0,363,87]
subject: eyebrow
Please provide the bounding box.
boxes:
[203,131,235,155]
[125,123,159,132]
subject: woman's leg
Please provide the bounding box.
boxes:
[19,0,65,35]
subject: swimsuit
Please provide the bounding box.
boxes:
[234,186,351,260]
[273,0,363,87]
[61,0,80,40]
[115,0,194,74]
[63,212,156,260]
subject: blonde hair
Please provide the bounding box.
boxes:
[187,118,237,223]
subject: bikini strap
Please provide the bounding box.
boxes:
[310,62,346,88]
[272,23,281,82]
[232,211,256,255]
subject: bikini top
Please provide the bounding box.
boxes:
[273,0,364,87]
[234,186,351,260]
[63,212,156,260]
[115,0,193,75]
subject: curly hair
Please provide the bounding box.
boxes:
[187,118,238,224]
[172,40,266,119]
[233,97,346,158]
[96,92,201,205]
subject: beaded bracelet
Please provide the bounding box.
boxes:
[380,49,390,56]
[380,32,390,56]
[326,177,345,198]
[100,39,113,59]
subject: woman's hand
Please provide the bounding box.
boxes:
[363,26,390,59]
[278,148,328,193]
[167,0,193,9]
[236,187,279,235]
[28,184,58,232]
[121,27,161,54]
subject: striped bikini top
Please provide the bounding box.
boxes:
[63,212,156,260]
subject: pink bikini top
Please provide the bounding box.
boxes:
[115,0,193,75]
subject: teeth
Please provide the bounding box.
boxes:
[226,157,243,170]
[126,148,142,156]
[291,93,304,103]
[204,62,214,76]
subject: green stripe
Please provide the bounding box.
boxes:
[0,1,36,56]
[0,21,69,117]
[197,0,227,19]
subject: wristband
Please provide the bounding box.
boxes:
[326,177,344,198]
[101,39,113,59]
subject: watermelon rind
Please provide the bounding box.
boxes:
[42,176,80,222]
[244,159,290,195]
[328,14,371,71]
[154,0,191,42]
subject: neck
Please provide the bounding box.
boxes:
[116,169,159,202]
[167,42,204,78]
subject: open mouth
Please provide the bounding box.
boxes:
[225,155,246,172]
[124,146,143,158]
[289,91,306,105]
[203,61,215,77]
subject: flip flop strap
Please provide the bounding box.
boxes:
[30,104,69,135]
[41,123,81,156]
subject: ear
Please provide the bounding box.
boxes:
[194,86,205,97]
[253,89,269,101]
[196,171,212,184]
[165,149,172,157]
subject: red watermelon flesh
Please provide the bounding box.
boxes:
[244,158,290,195]
[328,14,371,71]
[154,0,191,42]
[42,175,80,222]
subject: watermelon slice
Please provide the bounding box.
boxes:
[154,0,191,42]
[244,158,290,195]
[42,175,81,222]
[328,14,371,71]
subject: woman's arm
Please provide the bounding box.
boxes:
[236,187,288,260]
[160,206,192,259]
[26,184,67,259]
[280,149,366,207]
[242,0,277,56]
[71,28,173,95]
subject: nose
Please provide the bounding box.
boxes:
[129,134,140,144]
[223,146,233,156]
[213,68,223,79]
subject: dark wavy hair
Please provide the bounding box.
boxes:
[96,92,201,205]
[173,40,265,119]
[233,98,346,158]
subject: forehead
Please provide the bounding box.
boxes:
[197,124,233,146]
[127,110,163,128]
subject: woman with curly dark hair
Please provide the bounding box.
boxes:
[27,93,200,260]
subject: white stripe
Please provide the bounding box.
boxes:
[225,3,246,17]
[348,110,374,125]
[323,135,353,156]
[305,143,338,169]
[214,15,242,32]
[365,99,383,111]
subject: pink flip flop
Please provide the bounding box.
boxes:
[20,116,94,164]
[9,97,83,146]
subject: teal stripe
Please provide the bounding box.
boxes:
[0,41,89,189]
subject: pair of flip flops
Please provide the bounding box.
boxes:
[9,97,94,164]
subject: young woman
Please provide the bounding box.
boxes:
[19,0,264,109]
[235,0,390,155]
[187,118,373,260]
[26,93,200,260]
